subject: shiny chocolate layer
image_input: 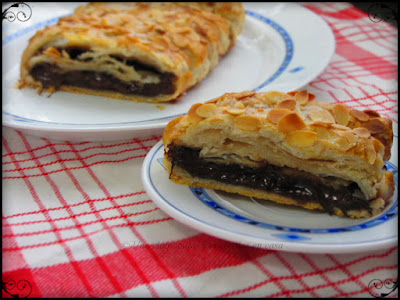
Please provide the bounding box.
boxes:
[167,143,372,216]
[30,47,177,97]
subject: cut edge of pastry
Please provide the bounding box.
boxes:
[162,90,395,219]
[18,2,246,103]
[164,158,391,219]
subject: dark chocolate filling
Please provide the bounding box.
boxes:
[30,48,177,97]
[167,144,372,216]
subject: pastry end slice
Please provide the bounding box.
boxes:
[163,90,395,218]
[18,2,245,103]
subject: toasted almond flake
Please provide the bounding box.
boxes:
[277,113,306,133]
[372,139,385,157]
[353,127,371,138]
[363,118,387,134]
[205,98,218,104]
[261,91,291,104]
[286,130,317,147]
[226,108,245,115]
[267,108,292,124]
[234,115,262,132]
[189,103,204,118]
[195,103,218,118]
[365,142,377,164]
[335,137,352,151]
[308,92,316,101]
[340,131,358,145]
[309,108,335,124]
[294,90,309,105]
[363,109,381,118]
[276,99,297,110]
[236,91,256,100]
[313,126,334,140]
[350,109,370,122]
[309,121,331,127]
[235,101,245,109]
[331,124,349,130]
[332,104,350,126]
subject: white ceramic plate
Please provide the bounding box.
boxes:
[142,140,398,253]
[2,2,335,142]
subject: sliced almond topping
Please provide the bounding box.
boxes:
[234,115,262,132]
[309,121,331,127]
[286,130,317,147]
[226,108,245,116]
[353,127,371,138]
[235,101,245,109]
[308,92,316,101]
[372,139,385,157]
[350,109,370,122]
[276,99,297,110]
[365,142,377,164]
[332,104,350,126]
[195,103,218,118]
[267,108,292,124]
[205,97,219,104]
[363,118,387,134]
[331,124,349,130]
[188,103,203,119]
[236,91,256,100]
[340,131,358,145]
[261,91,291,104]
[313,126,334,140]
[277,113,306,133]
[335,137,352,151]
[294,90,309,105]
[309,107,335,124]
[363,109,381,118]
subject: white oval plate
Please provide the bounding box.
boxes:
[2,2,335,142]
[142,141,398,253]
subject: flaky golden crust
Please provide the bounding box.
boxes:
[19,2,245,103]
[163,90,395,218]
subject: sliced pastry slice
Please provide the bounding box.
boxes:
[163,90,395,218]
[19,2,245,102]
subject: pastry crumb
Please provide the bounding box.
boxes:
[157,105,165,110]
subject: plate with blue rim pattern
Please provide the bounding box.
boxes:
[2,2,335,141]
[142,140,398,253]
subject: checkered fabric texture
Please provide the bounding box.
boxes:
[2,2,398,298]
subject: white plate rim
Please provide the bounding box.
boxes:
[2,2,336,140]
[142,140,398,254]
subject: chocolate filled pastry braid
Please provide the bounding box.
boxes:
[163,90,395,218]
[18,2,245,102]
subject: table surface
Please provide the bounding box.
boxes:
[2,2,398,298]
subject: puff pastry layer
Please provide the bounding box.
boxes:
[19,2,245,102]
[163,90,395,218]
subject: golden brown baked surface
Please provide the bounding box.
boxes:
[18,2,245,102]
[163,90,395,218]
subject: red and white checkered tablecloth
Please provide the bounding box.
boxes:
[2,2,398,298]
